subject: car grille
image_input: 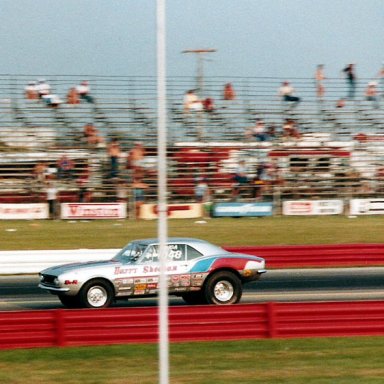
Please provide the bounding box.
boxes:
[41,274,57,286]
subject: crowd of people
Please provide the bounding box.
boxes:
[24,79,94,108]
[27,137,154,218]
[16,65,384,216]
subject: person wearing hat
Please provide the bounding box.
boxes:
[36,79,51,99]
[76,80,94,103]
[365,81,379,109]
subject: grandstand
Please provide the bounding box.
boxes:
[0,74,384,209]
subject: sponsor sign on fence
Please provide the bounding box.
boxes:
[60,203,127,219]
[212,202,273,217]
[283,200,344,215]
[139,203,202,220]
[0,203,48,220]
[350,198,384,215]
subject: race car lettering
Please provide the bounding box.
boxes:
[167,244,183,260]
[143,265,177,273]
[146,245,183,260]
[114,267,138,275]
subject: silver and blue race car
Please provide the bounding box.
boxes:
[39,237,266,308]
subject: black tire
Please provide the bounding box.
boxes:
[58,295,80,308]
[79,279,114,308]
[181,291,206,305]
[203,271,242,305]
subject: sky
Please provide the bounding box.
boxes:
[0,0,383,80]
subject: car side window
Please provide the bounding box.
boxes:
[142,245,159,263]
[186,245,203,260]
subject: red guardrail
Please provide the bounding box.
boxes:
[225,243,384,268]
[1,301,384,350]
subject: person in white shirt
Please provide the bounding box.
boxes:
[36,79,51,99]
[76,80,94,103]
[278,81,301,108]
[183,89,203,112]
[46,182,58,219]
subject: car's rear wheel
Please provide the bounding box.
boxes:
[79,279,114,308]
[58,295,80,308]
[203,271,242,305]
[181,291,206,305]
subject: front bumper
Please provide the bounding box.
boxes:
[38,283,70,293]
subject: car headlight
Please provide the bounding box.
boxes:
[54,277,60,286]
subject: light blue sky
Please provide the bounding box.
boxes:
[0,0,383,79]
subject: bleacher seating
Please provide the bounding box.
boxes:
[0,74,384,204]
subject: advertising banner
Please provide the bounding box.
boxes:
[0,203,49,220]
[61,203,127,219]
[139,203,203,220]
[283,200,344,215]
[212,202,273,217]
[350,199,384,215]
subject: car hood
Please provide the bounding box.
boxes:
[41,259,119,276]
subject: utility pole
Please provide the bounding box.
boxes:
[182,49,216,97]
[182,49,216,140]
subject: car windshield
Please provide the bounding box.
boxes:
[113,242,148,263]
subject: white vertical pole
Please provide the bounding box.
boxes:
[156,1,169,384]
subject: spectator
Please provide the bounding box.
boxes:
[315,64,326,101]
[336,98,346,108]
[42,93,63,108]
[76,81,94,103]
[77,167,91,202]
[46,181,58,219]
[223,83,236,101]
[267,123,277,140]
[194,177,210,203]
[131,177,149,218]
[203,97,215,112]
[127,142,146,178]
[57,155,75,180]
[24,81,38,100]
[365,81,379,109]
[33,162,48,184]
[342,63,357,100]
[67,87,80,105]
[107,138,122,178]
[278,81,301,108]
[232,160,250,199]
[245,119,268,141]
[250,174,265,201]
[283,119,301,140]
[183,89,203,112]
[83,123,104,147]
[36,79,51,99]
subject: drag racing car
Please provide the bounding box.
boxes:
[39,237,266,308]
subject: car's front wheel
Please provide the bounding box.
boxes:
[79,279,114,308]
[203,271,242,305]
